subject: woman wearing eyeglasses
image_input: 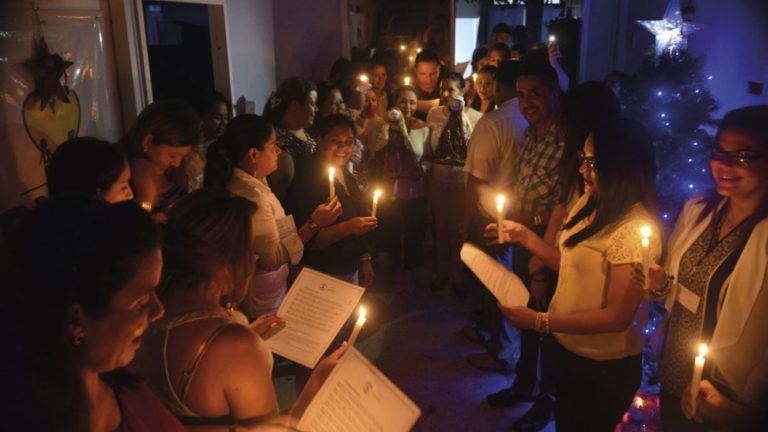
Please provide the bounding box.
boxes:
[645,105,768,431]
[488,119,661,431]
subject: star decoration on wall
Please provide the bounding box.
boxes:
[23,37,74,111]
[637,0,700,57]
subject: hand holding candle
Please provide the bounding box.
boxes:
[640,225,651,289]
[496,194,506,243]
[328,167,336,200]
[371,189,382,218]
[690,344,708,413]
[347,306,367,347]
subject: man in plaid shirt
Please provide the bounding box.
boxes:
[487,62,564,432]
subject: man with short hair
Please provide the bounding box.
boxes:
[488,42,512,67]
[412,50,443,121]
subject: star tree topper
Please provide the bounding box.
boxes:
[637,0,700,57]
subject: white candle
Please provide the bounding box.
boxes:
[640,225,651,289]
[328,167,336,199]
[347,306,367,347]
[690,344,708,413]
[371,189,382,218]
[403,77,411,86]
[496,194,506,243]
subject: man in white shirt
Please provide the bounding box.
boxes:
[462,59,527,378]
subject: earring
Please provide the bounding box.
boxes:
[225,301,234,316]
[73,332,85,346]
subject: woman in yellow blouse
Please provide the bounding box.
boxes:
[489,119,661,431]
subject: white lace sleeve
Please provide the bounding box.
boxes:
[605,218,661,265]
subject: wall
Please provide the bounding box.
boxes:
[226,0,275,113]
[272,0,346,84]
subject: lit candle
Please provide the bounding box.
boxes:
[347,306,367,347]
[371,189,382,218]
[496,194,506,243]
[690,344,708,413]
[408,55,414,62]
[548,34,556,44]
[403,76,411,86]
[359,74,369,84]
[328,167,336,200]
[634,396,644,409]
[640,225,651,289]
[399,44,406,52]
[472,73,478,83]
[416,47,422,53]
[140,201,153,213]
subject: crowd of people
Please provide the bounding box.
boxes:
[1,20,767,432]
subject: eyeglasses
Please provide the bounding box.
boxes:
[577,151,598,170]
[711,147,768,168]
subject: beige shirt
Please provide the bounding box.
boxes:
[549,194,661,360]
[227,168,303,317]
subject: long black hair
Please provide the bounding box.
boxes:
[695,105,768,227]
[562,118,657,247]
[2,199,159,431]
[204,114,274,188]
[47,137,127,200]
[558,81,622,205]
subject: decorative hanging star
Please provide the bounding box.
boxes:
[637,0,700,57]
[23,36,74,112]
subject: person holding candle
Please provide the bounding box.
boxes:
[646,105,768,431]
[495,118,661,432]
[287,114,378,286]
[412,49,444,121]
[204,114,343,319]
[263,77,319,203]
[368,88,430,291]
[135,189,347,428]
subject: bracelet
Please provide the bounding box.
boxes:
[535,312,543,332]
[306,218,319,231]
[652,275,674,297]
[360,253,372,262]
[541,312,550,334]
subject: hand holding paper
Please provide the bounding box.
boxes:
[460,243,530,307]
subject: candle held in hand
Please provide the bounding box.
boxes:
[690,344,708,413]
[347,306,367,347]
[640,225,651,289]
[496,194,506,243]
[371,189,382,218]
[328,167,336,200]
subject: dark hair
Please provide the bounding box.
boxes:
[479,65,498,78]
[510,43,527,57]
[441,71,466,90]
[490,42,511,60]
[316,82,344,115]
[204,114,274,188]
[492,22,512,35]
[47,137,127,200]
[263,77,317,128]
[415,49,440,66]
[696,105,768,225]
[471,47,489,72]
[4,199,159,430]
[122,100,201,158]
[562,119,657,247]
[470,66,498,111]
[518,61,559,90]
[558,81,622,204]
[163,188,257,306]
[316,113,357,139]
[190,91,231,117]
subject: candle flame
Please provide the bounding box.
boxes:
[374,190,382,199]
[635,397,644,409]
[416,47,422,53]
[549,35,556,43]
[472,73,478,82]
[640,225,651,240]
[698,344,708,358]
[400,45,406,51]
[495,194,506,206]
[328,167,335,177]
[403,77,411,86]
[359,74,369,83]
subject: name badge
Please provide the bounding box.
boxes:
[677,283,701,314]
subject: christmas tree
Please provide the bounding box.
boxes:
[622,51,719,223]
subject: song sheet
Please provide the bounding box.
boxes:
[297,348,421,432]
[460,242,530,307]
[266,268,365,368]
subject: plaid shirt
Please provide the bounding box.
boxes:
[512,123,564,216]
